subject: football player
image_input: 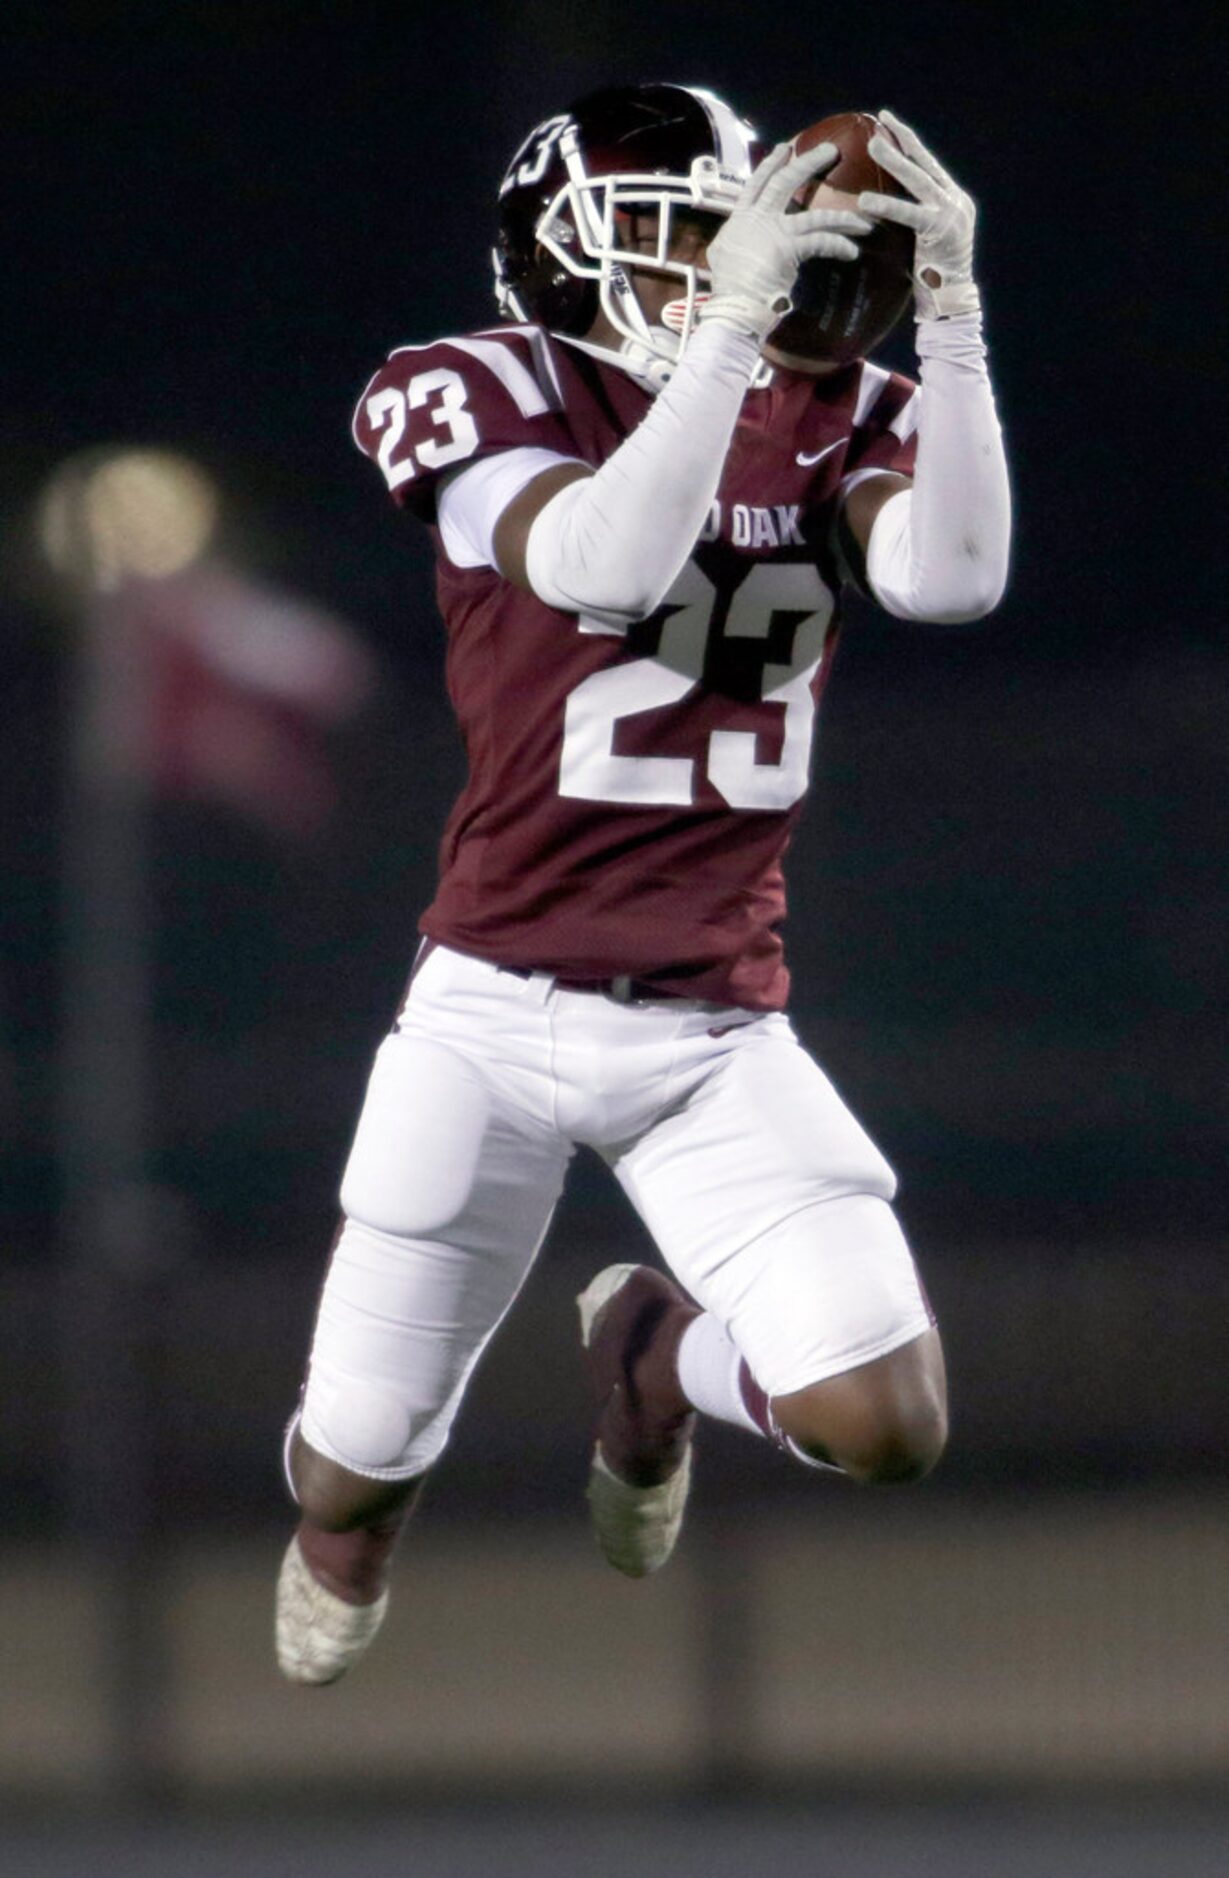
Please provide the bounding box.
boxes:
[276,84,1010,1682]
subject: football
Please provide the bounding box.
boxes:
[768,111,915,368]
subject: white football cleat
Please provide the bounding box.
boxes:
[577,1262,699,1578]
[275,1536,390,1685]
[585,1443,694,1578]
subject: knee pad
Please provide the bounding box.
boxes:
[300,1375,419,1477]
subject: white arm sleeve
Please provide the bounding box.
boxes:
[437,447,583,569]
[524,321,761,626]
[864,311,1011,623]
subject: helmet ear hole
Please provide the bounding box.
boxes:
[503,243,594,335]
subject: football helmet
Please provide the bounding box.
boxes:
[494,83,761,365]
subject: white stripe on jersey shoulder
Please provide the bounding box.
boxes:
[889,388,919,442]
[851,360,920,442]
[447,337,557,416]
[472,322,566,410]
[385,328,561,419]
[852,362,891,428]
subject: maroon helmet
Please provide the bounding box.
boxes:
[493,83,760,364]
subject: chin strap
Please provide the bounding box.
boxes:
[617,333,679,394]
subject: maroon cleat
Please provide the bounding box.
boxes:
[577,1262,700,1576]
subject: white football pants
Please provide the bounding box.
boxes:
[298,944,932,1478]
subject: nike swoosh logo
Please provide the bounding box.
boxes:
[708,1021,756,1039]
[796,439,846,468]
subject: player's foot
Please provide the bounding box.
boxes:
[275,1535,390,1685]
[577,1262,700,1577]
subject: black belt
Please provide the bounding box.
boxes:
[410,939,708,1006]
[502,964,699,1005]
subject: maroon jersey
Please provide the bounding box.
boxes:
[352,324,917,1009]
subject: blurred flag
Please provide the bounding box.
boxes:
[39,446,376,841]
[93,563,375,839]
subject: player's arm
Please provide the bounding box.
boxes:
[849,112,1011,624]
[491,141,871,625]
[841,472,912,562]
[492,461,593,588]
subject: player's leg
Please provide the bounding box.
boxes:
[671,1298,946,1478]
[578,1270,943,1575]
[280,1154,567,1682]
[771,1324,946,1477]
[278,1251,429,1687]
[278,974,570,1681]
[576,1261,700,1576]
[590,1012,943,1571]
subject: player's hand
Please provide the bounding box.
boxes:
[858,110,980,320]
[700,139,873,340]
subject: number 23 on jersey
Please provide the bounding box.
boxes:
[562,561,834,813]
[365,367,479,489]
[365,365,835,815]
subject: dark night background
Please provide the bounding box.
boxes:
[0,0,1225,1850]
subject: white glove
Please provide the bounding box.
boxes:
[858,110,980,320]
[700,139,873,339]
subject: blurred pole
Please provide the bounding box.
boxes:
[57,588,171,1799]
[694,1518,759,1794]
